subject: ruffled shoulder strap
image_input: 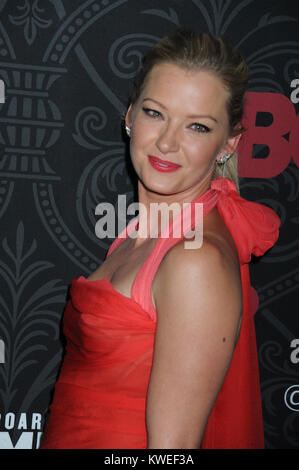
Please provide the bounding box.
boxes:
[211,177,281,265]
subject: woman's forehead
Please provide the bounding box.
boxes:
[139,63,229,117]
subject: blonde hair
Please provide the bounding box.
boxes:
[130,29,249,193]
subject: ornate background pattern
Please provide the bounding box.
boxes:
[0,0,298,449]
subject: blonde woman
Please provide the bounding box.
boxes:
[41,29,280,449]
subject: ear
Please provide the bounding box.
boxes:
[125,104,133,128]
[216,131,242,163]
[225,132,242,154]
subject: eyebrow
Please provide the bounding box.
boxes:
[142,98,218,123]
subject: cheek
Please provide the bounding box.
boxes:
[131,119,157,152]
[181,138,219,164]
[129,125,148,166]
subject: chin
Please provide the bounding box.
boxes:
[141,178,185,197]
[141,182,174,195]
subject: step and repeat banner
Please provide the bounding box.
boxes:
[0,0,298,449]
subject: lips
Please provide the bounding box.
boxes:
[148,155,182,173]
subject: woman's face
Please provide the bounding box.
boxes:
[126,63,240,199]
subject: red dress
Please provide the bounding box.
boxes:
[40,177,280,449]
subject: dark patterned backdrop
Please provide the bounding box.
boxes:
[0,0,298,449]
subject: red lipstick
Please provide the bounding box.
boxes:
[148,155,181,173]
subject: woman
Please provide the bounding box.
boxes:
[40,29,280,449]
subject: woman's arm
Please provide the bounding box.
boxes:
[146,238,242,449]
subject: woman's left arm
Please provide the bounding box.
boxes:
[146,238,242,449]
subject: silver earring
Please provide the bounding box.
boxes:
[125,125,131,138]
[217,153,231,165]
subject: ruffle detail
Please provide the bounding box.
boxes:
[210,177,281,265]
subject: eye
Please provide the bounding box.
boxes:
[142,107,162,118]
[190,123,211,133]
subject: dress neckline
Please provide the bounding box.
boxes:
[73,275,156,320]
[72,180,223,317]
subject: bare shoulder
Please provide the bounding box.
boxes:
[154,230,242,288]
[153,230,242,325]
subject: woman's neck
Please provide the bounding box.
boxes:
[132,177,212,246]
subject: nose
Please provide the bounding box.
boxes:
[156,123,180,154]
